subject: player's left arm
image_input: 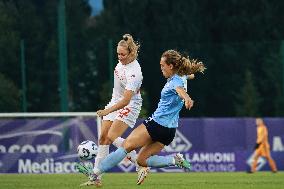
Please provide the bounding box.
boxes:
[176,86,194,110]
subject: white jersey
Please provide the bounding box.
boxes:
[103,59,143,128]
[181,75,188,92]
[112,59,143,102]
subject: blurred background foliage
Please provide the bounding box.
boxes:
[0,0,284,117]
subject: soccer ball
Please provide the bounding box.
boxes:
[77,140,98,160]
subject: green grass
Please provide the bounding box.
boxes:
[0,172,283,189]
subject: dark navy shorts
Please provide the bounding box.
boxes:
[143,117,176,146]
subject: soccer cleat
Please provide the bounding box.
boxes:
[80,180,96,187]
[80,179,102,187]
[137,167,150,185]
[80,174,100,187]
[94,179,103,187]
[75,162,93,177]
[174,153,191,170]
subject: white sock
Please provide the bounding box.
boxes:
[112,137,125,148]
[112,137,138,167]
[127,150,137,164]
[94,145,109,180]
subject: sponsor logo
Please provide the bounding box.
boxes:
[118,158,135,172]
[273,136,284,152]
[163,130,192,152]
[187,152,235,163]
[155,153,236,173]
[190,163,236,172]
[18,159,77,173]
[246,153,266,171]
[188,152,236,172]
[0,144,58,153]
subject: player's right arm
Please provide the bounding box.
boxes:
[97,90,134,117]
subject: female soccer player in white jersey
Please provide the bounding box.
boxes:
[80,49,205,186]
[77,34,145,187]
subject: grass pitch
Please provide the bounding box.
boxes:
[0,172,283,189]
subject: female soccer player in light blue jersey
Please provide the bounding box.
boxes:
[81,49,205,186]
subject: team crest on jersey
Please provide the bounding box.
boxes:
[118,158,135,172]
[163,130,192,152]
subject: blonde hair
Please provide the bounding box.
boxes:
[118,34,140,62]
[256,118,264,125]
[162,50,205,76]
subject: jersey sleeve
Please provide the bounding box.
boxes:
[125,70,143,93]
[170,77,185,94]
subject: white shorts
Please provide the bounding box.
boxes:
[103,99,142,128]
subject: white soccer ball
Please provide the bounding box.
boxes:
[77,140,98,160]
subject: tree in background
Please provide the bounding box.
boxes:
[0,1,20,88]
[235,70,261,116]
[0,73,20,112]
[0,0,284,117]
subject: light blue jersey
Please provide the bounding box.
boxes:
[152,74,186,128]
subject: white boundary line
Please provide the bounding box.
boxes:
[0,112,97,117]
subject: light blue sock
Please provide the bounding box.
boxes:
[98,147,127,173]
[146,155,174,168]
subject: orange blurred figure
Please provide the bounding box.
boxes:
[251,118,277,173]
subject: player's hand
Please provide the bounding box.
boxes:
[254,143,260,150]
[96,109,110,117]
[185,98,194,110]
[188,74,195,80]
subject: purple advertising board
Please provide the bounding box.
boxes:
[0,118,283,173]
